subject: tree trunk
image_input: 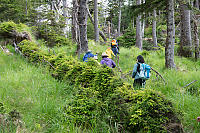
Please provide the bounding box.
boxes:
[179,0,193,57]
[78,0,88,53]
[26,0,28,16]
[87,7,107,42]
[152,9,158,47]
[165,0,176,69]
[118,0,122,37]
[72,0,78,43]
[141,0,145,38]
[195,0,199,9]
[132,16,134,28]
[136,0,142,50]
[62,0,68,37]
[108,21,111,39]
[94,0,99,42]
[193,17,200,60]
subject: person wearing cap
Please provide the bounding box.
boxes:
[105,47,115,59]
[83,50,95,62]
[100,52,116,68]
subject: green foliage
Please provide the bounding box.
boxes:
[0,21,28,37]
[0,102,5,114]
[117,27,136,48]
[34,17,71,47]
[0,0,28,23]
[107,87,180,132]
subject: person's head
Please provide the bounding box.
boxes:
[136,55,145,63]
[87,50,92,53]
[102,52,108,58]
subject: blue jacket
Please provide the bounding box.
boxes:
[83,52,95,62]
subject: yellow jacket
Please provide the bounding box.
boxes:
[105,48,115,58]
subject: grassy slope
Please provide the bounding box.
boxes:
[0,52,76,132]
[1,40,200,132]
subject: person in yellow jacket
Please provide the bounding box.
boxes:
[105,47,115,59]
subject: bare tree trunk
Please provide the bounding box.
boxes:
[179,0,193,57]
[132,17,135,28]
[87,7,107,42]
[78,0,88,53]
[152,9,158,47]
[108,21,111,39]
[141,0,145,38]
[72,0,78,43]
[26,0,28,16]
[136,0,142,50]
[118,0,122,37]
[195,0,199,9]
[94,0,99,42]
[165,0,176,69]
[62,0,68,37]
[193,16,200,60]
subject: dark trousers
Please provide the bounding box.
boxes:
[133,79,146,88]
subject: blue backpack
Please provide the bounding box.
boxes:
[137,63,151,80]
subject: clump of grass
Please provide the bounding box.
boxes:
[0,53,75,132]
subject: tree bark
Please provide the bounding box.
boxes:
[193,17,200,60]
[136,0,142,50]
[195,0,199,9]
[26,0,28,16]
[118,0,122,37]
[87,7,107,42]
[78,0,88,53]
[141,0,145,38]
[94,0,99,42]
[62,0,68,37]
[108,21,111,39]
[165,0,176,69]
[72,0,78,43]
[152,9,158,47]
[179,0,193,57]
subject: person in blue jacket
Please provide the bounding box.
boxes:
[132,55,146,88]
[83,50,95,62]
[111,39,119,56]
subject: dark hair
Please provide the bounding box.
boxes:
[137,55,145,72]
[137,55,145,63]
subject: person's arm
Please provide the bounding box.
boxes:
[89,53,95,57]
[132,64,137,78]
[83,55,86,61]
[100,60,104,65]
[111,50,115,57]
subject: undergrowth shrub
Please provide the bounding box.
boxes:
[107,88,180,132]
[117,27,136,48]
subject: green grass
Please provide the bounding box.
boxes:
[0,52,75,132]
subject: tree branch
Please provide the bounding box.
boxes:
[151,67,166,85]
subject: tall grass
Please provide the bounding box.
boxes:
[0,52,75,132]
